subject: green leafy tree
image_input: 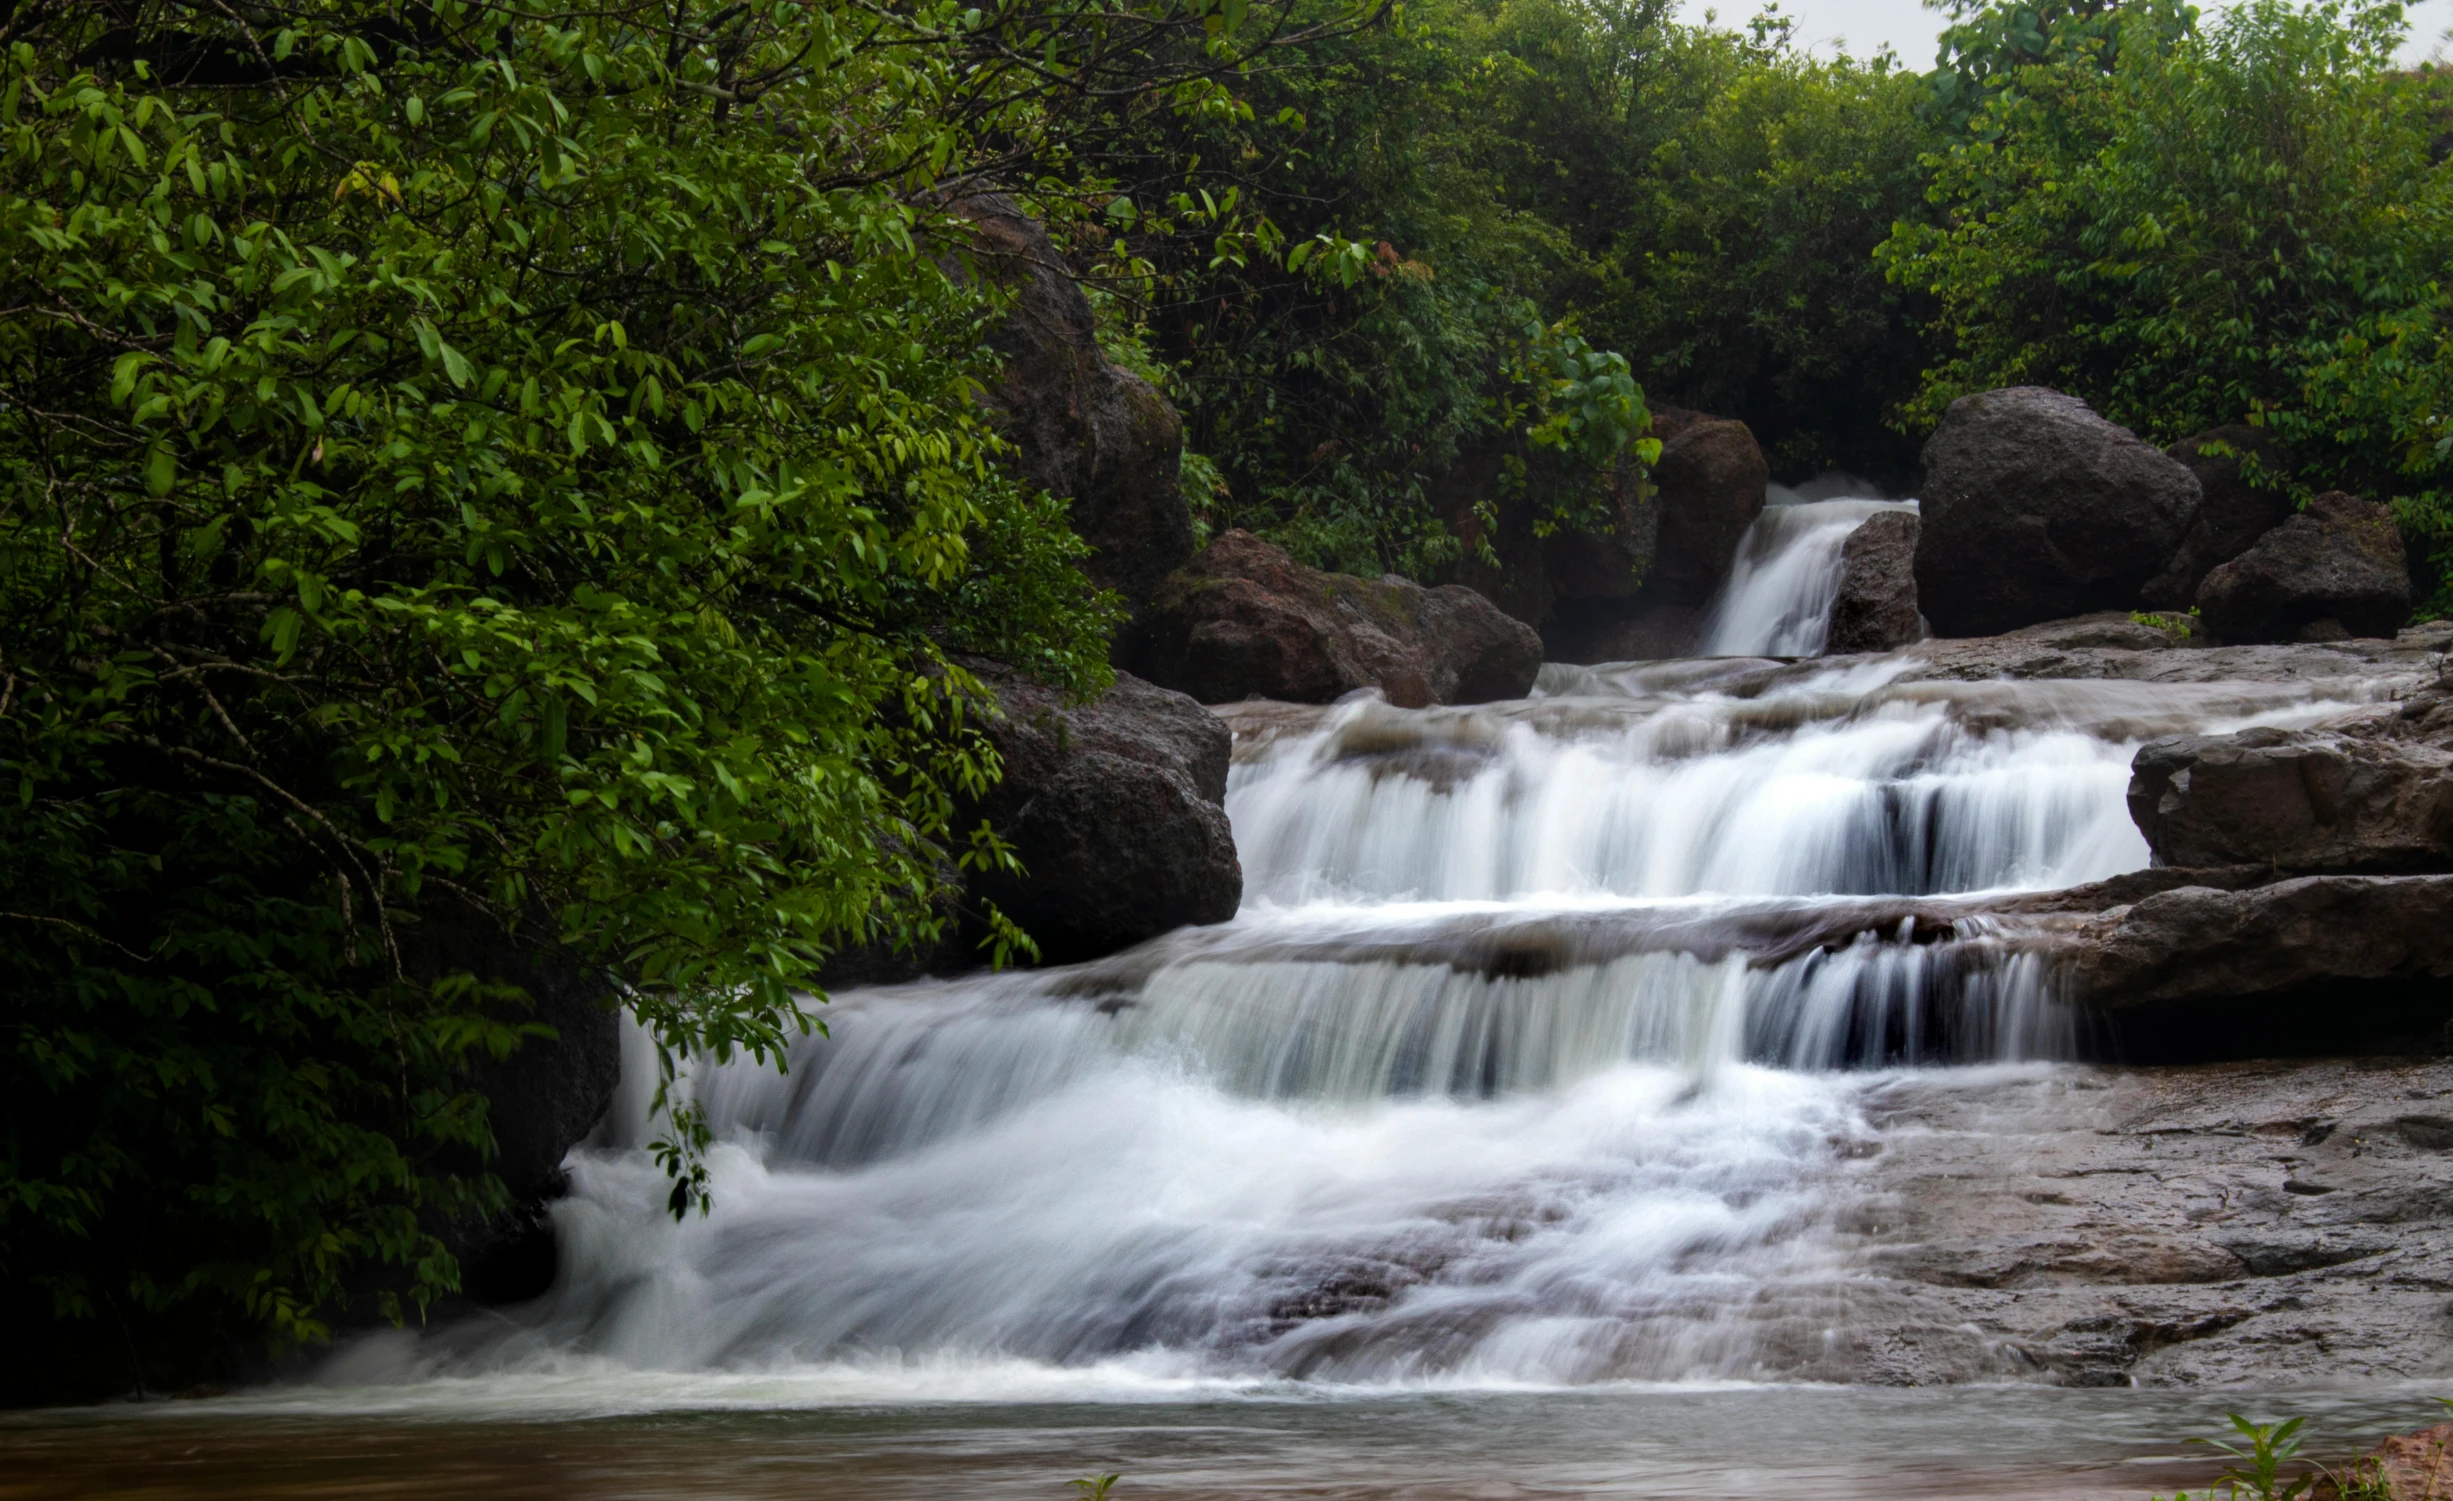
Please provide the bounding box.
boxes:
[1882,0,2453,593]
[0,0,1176,1388]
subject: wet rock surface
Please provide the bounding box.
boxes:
[2198,491,2412,646]
[1914,387,2201,638]
[1839,1058,2453,1386]
[1825,509,1922,654]
[2140,426,2295,612]
[1886,614,2453,689]
[949,195,1194,614]
[966,662,1241,966]
[1128,529,1543,706]
[2130,726,2453,872]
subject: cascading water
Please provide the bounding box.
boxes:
[1697,482,1918,657]
[377,531,2408,1394]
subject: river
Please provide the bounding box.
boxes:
[12,487,2450,1497]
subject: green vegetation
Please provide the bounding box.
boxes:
[2148,1409,2448,1500]
[0,0,1240,1388]
[1882,0,2453,586]
[7,0,2453,1395]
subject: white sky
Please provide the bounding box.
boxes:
[1685,0,2453,66]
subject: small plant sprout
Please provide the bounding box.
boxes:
[2153,1414,2315,1501]
[1071,1475,1122,1499]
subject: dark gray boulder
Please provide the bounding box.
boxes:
[966,663,1240,965]
[948,195,1194,614]
[2195,491,2410,644]
[2138,426,2293,611]
[818,664,1239,981]
[1644,406,1772,608]
[1128,530,1543,706]
[1432,406,1770,663]
[1912,387,2200,637]
[2130,726,2453,873]
[400,919,621,1304]
[1826,510,1922,654]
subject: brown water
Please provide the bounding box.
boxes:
[4,1386,2441,1500]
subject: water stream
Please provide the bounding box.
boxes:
[368,498,2372,1388]
[31,499,2442,1497]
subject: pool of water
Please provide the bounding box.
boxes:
[6,1383,2443,1499]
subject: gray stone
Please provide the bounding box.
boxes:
[1128,530,1543,707]
[1913,387,2201,637]
[1826,510,1922,654]
[2196,491,2411,645]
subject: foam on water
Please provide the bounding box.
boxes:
[1698,492,1919,657]
[319,537,2414,1394]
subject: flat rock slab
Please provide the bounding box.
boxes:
[1835,1056,2453,1386]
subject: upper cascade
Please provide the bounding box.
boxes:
[1697,488,1918,658]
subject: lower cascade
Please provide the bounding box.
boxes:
[392,502,2408,1389]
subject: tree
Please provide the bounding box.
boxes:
[0,0,1149,1384]
[1881,0,2453,592]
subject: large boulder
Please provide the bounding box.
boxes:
[400,917,622,1305]
[1825,510,1922,654]
[1912,387,2200,637]
[1643,406,1771,607]
[948,195,1194,614]
[2129,726,2453,873]
[1128,530,1544,707]
[2137,426,2293,611]
[964,663,1241,965]
[2195,491,2410,644]
[1429,448,1652,632]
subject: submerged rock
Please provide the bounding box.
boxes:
[1825,509,1922,654]
[2138,426,2294,611]
[2196,490,2410,645]
[1127,529,1543,706]
[949,194,1194,614]
[1913,387,2200,637]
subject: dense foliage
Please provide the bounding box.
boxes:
[0,0,1231,1385]
[1882,0,2453,586]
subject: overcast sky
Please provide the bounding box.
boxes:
[1692,0,2453,66]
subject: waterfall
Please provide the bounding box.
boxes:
[1697,489,1918,658]
[384,619,2393,1391]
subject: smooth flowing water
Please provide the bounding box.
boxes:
[19,500,2436,1497]
[1698,483,1918,657]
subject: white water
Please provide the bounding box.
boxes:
[335,525,2411,1397]
[1698,488,1918,657]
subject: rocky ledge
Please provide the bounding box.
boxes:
[1836,1054,2453,1386]
[1127,528,1544,707]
